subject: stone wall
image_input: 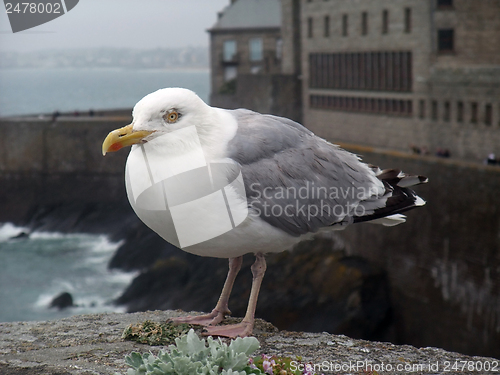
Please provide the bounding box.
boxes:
[280,0,302,75]
[336,143,500,358]
[211,73,302,122]
[0,115,131,224]
[0,311,497,375]
[300,0,433,95]
[434,0,500,67]
[0,116,131,174]
[300,0,500,161]
[306,99,500,162]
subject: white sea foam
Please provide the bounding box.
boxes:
[0,223,133,322]
[34,292,128,314]
[0,222,28,242]
[29,231,73,240]
[2,226,124,251]
[84,236,125,266]
[30,231,96,241]
[107,270,137,283]
[0,223,93,242]
[88,235,124,254]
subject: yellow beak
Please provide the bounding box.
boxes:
[102,124,154,155]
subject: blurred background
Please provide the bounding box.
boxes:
[0,0,224,326]
[0,0,499,359]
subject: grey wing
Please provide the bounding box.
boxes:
[226,109,391,236]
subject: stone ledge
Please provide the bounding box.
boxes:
[0,311,497,375]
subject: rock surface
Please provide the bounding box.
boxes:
[0,311,497,375]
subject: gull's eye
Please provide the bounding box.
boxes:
[163,110,180,123]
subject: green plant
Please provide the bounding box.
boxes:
[251,354,324,375]
[120,329,263,375]
[122,321,192,346]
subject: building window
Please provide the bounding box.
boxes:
[276,38,283,60]
[249,38,263,62]
[404,8,412,33]
[438,29,454,52]
[431,100,438,120]
[437,0,453,8]
[443,101,450,121]
[485,104,492,125]
[471,102,478,123]
[224,66,237,82]
[342,14,348,36]
[419,100,425,119]
[307,17,313,38]
[457,101,464,122]
[223,40,237,62]
[310,94,412,116]
[382,10,389,34]
[309,51,412,92]
[361,12,368,35]
[324,15,330,37]
[250,66,261,74]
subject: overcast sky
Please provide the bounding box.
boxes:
[0,0,229,52]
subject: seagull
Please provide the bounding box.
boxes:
[102,88,427,338]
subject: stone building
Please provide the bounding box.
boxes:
[300,0,500,161]
[210,0,500,161]
[208,0,302,122]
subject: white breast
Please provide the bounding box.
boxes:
[124,116,300,258]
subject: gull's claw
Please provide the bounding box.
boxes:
[169,309,228,327]
[202,321,253,338]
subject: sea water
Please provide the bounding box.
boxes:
[0,67,210,117]
[0,67,209,321]
[0,223,135,323]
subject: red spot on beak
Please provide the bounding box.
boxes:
[109,143,122,152]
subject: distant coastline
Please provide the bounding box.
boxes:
[0,66,210,72]
[0,47,209,70]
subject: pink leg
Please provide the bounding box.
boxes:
[203,253,267,338]
[170,256,242,326]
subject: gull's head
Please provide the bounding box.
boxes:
[102,88,210,155]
